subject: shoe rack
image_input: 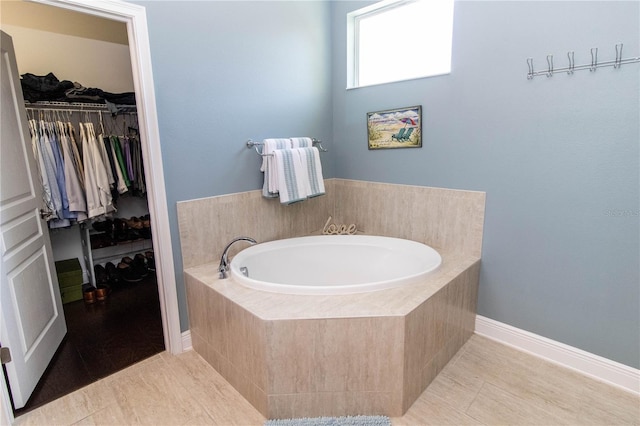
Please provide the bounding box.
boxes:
[80,218,153,287]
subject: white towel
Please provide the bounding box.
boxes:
[259,137,325,203]
[273,149,308,204]
[295,147,325,198]
[261,138,290,198]
[290,137,313,148]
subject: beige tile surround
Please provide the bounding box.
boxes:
[177,179,486,419]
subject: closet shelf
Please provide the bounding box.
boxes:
[81,224,152,286]
[89,232,152,250]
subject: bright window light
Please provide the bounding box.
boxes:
[347,0,454,88]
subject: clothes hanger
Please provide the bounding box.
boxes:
[99,110,106,135]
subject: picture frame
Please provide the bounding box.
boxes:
[367,105,422,150]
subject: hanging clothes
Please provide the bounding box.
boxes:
[65,121,85,191]
[130,134,146,195]
[28,119,55,221]
[82,122,114,218]
[123,136,134,183]
[57,121,87,222]
[38,120,66,224]
[26,106,143,227]
[47,120,74,228]
[110,136,130,192]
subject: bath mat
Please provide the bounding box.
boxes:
[264,415,391,426]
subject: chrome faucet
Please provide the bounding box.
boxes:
[218,236,257,279]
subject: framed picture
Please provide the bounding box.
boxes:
[367,105,422,150]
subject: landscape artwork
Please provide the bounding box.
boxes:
[367,105,422,150]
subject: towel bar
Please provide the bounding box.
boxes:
[246,138,328,156]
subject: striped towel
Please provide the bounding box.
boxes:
[273,149,308,204]
[261,138,290,198]
[290,137,313,148]
[295,147,325,198]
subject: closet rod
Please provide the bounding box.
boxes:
[25,101,137,115]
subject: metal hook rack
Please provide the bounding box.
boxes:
[526,43,639,79]
[246,138,328,156]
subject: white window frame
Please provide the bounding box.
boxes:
[347,0,454,89]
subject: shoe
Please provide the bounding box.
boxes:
[118,262,142,283]
[89,233,112,249]
[83,288,96,304]
[139,224,151,239]
[94,264,108,285]
[133,253,148,278]
[113,218,129,241]
[91,218,112,233]
[145,250,155,272]
[141,215,151,228]
[105,262,120,285]
[126,217,143,229]
[91,218,114,241]
[96,284,110,301]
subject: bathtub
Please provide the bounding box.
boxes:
[229,235,442,295]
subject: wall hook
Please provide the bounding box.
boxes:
[526,58,535,79]
[590,47,598,72]
[526,43,639,79]
[546,54,554,77]
[614,43,623,68]
[567,51,575,74]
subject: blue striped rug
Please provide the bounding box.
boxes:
[265,415,391,426]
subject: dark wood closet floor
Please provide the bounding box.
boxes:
[14,272,165,416]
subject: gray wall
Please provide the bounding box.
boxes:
[331,1,639,368]
[137,0,334,331]
[138,0,639,368]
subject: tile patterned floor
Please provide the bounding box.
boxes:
[14,273,165,415]
[14,335,639,426]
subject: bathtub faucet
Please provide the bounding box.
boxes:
[219,236,257,279]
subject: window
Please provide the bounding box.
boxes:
[347,0,455,89]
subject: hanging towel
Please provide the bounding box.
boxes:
[261,138,290,198]
[273,149,307,204]
[295,147,325,198]
[290,137,313,148]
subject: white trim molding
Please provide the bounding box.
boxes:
[182,330,193,352]
[475,315,640,396]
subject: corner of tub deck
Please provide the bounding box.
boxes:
[184,263,220,283]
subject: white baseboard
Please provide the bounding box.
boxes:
[181,330,193,352]
[475,315,640,395]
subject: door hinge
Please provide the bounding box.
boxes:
[0,346,11,364]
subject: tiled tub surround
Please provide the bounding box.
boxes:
[178,179,486,418]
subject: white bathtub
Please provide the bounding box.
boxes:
[229,235,442,295]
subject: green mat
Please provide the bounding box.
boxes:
[264,415,391,426]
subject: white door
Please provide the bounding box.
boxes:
[0,30,67,410]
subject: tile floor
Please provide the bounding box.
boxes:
[13,335,639,426]
[14,273,164,415]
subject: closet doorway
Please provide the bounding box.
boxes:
[1,0,180,417]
